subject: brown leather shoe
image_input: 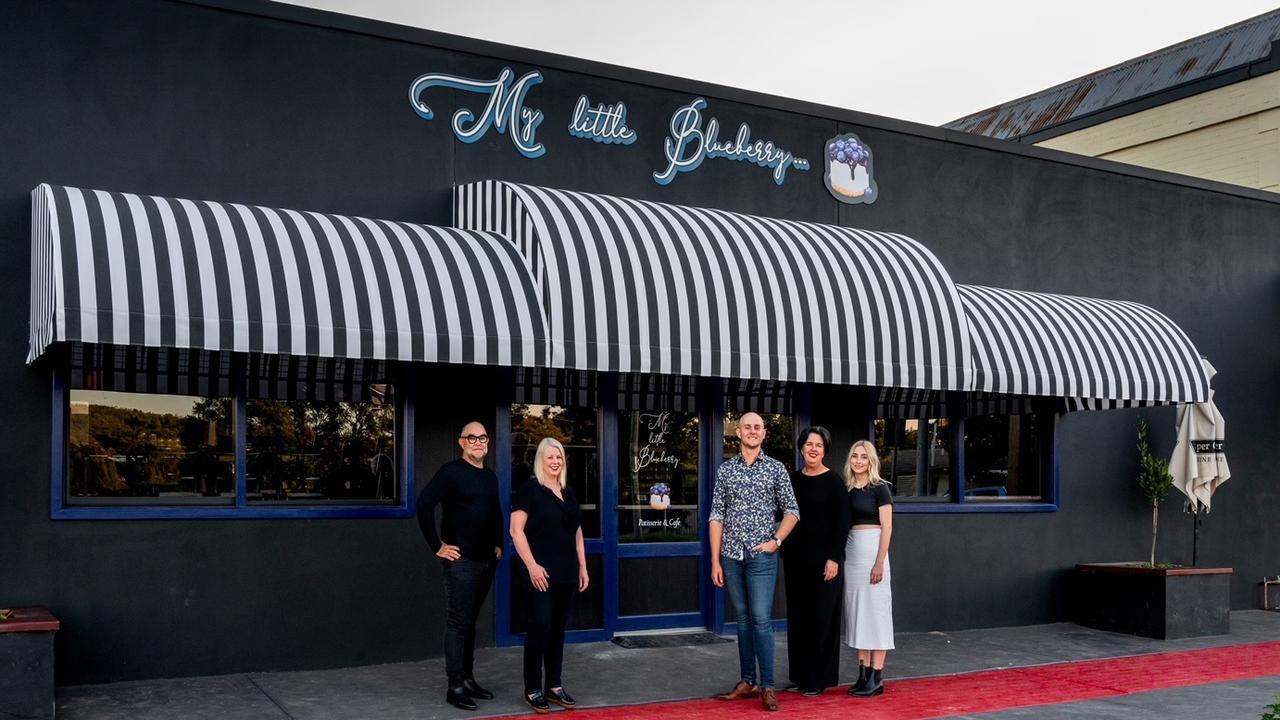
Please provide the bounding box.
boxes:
[714,680,760,700]
[761,688,779,711]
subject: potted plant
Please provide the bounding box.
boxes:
[1072,419,1232,639]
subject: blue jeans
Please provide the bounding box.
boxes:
[722,551,778,688]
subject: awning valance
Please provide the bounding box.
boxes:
[455,180,974,391]
[29,184,550,368]
[957,284,1209,405]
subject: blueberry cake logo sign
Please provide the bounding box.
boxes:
[654,98,810,186]
[409,67,546,158]
[568,95,637,145]
[824,133,878,204]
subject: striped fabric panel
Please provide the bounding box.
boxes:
[726,379,793,416]
[455,181,973,390]
[617,373,698,413]
[513,367,598,407]
[69,343,390,402]
[958,284,1208,405]
[29,184,551,369]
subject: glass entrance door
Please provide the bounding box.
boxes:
[613,407,703,631]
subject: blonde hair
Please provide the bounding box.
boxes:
[844,439,885,490]
[533,437,568,489]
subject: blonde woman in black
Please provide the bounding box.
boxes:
[843,439,894,698]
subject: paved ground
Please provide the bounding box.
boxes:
[56,610,1280,719]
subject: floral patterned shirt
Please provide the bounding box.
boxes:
[709,451,800,560]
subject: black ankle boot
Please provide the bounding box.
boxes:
[446,686,478,711]
[853,668,884,697]
[847,665,870,695]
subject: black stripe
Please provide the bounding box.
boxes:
[278,211,321,356]
[327,215,375,358]
[194,202,236,352]
[298,213,348,358]
[81,190,114,345]
[109,193,147,346]
[377,221,427,361]
[223,205,265,353]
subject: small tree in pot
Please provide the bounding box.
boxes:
[1136,418,1174,567]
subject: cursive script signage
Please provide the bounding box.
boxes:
[568,95,637,145]
[654,98,810,186]
[634,412,680,474]
[409,67,546,158]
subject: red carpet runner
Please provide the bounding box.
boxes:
[567,640,1280,719]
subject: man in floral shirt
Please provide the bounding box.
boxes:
[709,412,799,712]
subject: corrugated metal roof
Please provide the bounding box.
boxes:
[944,10,1280,140]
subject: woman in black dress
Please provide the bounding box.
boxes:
[510,437,590,713]
[782,426,850,695]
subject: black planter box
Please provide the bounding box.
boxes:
[0,608,59,720]
[1073,563,1232,639]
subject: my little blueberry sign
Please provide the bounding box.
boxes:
[409,68,864,193]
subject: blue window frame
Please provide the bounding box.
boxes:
[873,398,1060,514]
[50,360,415,520]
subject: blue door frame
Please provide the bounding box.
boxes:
[494,372,805,645]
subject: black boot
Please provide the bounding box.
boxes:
[853,667,884,697]
[446,686,478,711]
[461,678,494,700]
[847,665,870,696]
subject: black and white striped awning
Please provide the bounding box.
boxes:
[29,184,550,368]
[958,285,1209,405]
[455,180,973,390]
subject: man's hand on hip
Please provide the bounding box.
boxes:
[436,543,462,561]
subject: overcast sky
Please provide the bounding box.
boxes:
[278,1,1278,126]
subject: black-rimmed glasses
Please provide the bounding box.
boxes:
[460,434,490,445]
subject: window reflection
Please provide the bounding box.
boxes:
[964,414,1043,501]
[246,387,397,503]
[875,418,953,501]
[68,390,234,503]
[723,411,794,465]
[511,404,600,538]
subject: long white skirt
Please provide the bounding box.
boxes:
[843,529,895,650]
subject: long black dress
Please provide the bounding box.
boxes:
[783,468,851,691]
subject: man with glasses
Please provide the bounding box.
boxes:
[417,421,504,711]
[709,412,799,712]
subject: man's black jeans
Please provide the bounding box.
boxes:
[441,557,496,686]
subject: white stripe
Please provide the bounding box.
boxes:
[384,222,440,362]
[259,208,307,357]
[309,213,364,358]
[92,191,131,346]
[282,209,334,357]
[230,204,279,355]
[124,195,162,348]
[152,198,190,348]
[206,203,251,352]
[355,218,412,361]
[177,199,222,350]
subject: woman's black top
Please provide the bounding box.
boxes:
[848,482,893,526]
[784,469,851,565]
[512,478,582,585]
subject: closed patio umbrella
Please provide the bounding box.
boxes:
[1169,358,1230,564]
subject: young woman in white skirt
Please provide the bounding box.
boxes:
[843,439,893,697]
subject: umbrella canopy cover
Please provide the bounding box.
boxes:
[1170,359,1231,512]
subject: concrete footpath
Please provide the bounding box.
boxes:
[57,610,1280,719]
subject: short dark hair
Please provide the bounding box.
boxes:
[796,425,831,455]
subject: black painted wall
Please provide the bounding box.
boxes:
[1,0,1277,684]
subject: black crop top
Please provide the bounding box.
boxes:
[848,483,893,526]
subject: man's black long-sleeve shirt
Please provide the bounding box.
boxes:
[416,458,504,560]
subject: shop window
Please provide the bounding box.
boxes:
[55,345,409,519]
[246,392,397,504]
[68,390,234,504]
[874,418,954,502]
[510,403,601,538]
[963,414,1044,502]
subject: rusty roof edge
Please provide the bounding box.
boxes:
[944,9,1280,130]
[1011,39,1280,143]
